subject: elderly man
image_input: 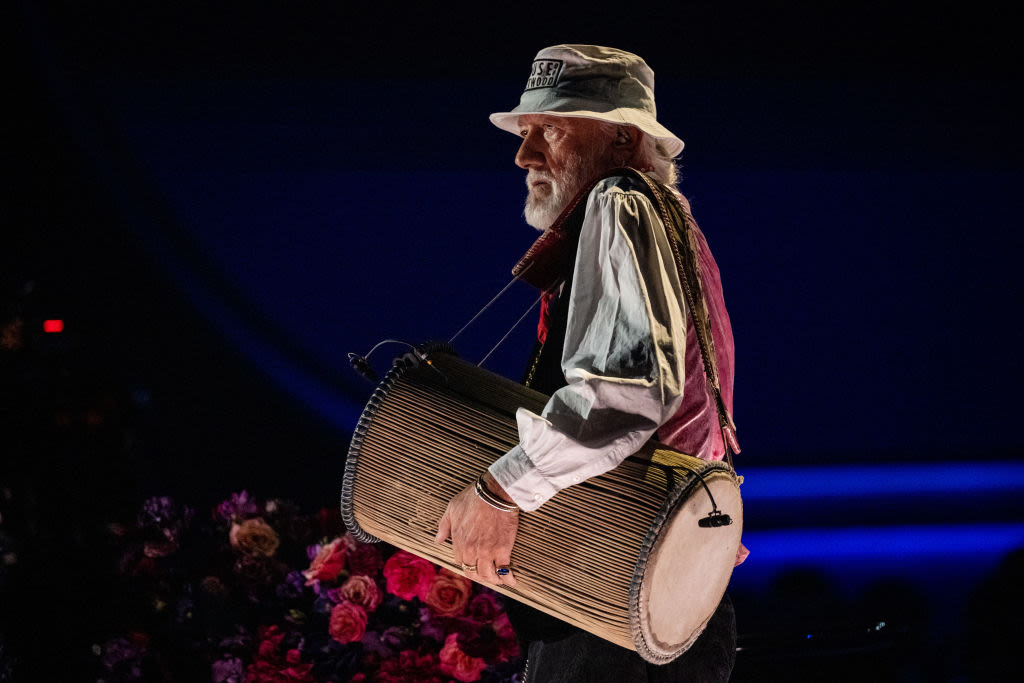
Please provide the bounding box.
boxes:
[435,44,743,681]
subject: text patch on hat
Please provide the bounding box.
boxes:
[525,59,563,90]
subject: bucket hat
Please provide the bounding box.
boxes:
[489,44,684,157]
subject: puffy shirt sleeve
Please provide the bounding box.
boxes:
[488,178,689,511]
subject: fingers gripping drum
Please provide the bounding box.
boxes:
[435,474,519,587]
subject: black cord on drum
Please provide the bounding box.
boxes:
[643,460,733,528]
[348,340,453,384]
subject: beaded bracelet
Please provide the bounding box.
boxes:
[474,477,519,513]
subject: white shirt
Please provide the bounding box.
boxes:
[488,177,690,512]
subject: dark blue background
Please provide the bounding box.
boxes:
[7,2,1023,675]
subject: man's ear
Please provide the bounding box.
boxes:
[614,126,642,151]
[612,126,643,166]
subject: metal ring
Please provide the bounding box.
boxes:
[462,563,478,572]
[495,564,512,576]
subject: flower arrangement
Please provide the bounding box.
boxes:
[95,492,522,682]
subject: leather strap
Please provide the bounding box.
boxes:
[513,168,740,464]
[623,170,741,465]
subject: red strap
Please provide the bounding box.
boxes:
[537,290,556,344]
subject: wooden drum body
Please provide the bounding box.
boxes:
[341,348,743,664]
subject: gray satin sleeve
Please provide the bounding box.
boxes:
[489,178,687,511]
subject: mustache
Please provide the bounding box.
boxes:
[526,170,556,188]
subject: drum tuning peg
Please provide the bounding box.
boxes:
[348,352,379,383]
[698,511,733,528]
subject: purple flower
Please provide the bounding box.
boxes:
[313,595,334,615]
[98,635,147,675]
[138,496,174,525]
[300,631,362,682]
[216,491,260,522]
[360,629,393,658]
[138,496,194,529]
[313,578,344,603]
[212,654,244,683]
[380,624,415,650]
[419,607,448,642]
[276,570,307,600]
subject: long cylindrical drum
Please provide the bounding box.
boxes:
[340,347,743,664]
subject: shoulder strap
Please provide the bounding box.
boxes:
[623,170,741,465]
[512,168,740,464]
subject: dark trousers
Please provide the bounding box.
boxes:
[508,594,736,682]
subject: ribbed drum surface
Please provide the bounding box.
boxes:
[341,350,741,659]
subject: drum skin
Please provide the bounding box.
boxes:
[341,348,742,663]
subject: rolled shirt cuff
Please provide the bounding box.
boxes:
[487,444,560,512]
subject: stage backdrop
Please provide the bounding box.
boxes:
[19,0,1024,628]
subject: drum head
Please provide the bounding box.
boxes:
[633,470,743,663]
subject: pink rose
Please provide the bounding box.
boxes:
[303,538,347,585]
[424,568,473,617]
[494,613,520,661]
[339,574,382,612]
[439,633,488,682]
[382,550,436,601]
[328,601,368,644]
[493,611,515,640]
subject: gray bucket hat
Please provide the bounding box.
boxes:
[489,44,684,157]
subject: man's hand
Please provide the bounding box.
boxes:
[435,473,519,587]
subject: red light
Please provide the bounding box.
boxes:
[43,320,64,333]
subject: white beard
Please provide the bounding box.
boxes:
[523,151,606,231]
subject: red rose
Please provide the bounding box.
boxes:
[378,651,445,683]
[466,590,503,622]
[339,574,382,612]
[255,624,286,661]
[382,551,436,601]
[346,541,384,576]
[303,538,347,585]
[328,601,368,644]
[439,633,488,682]
[281,663,314,681]
[257,624,286,641]
[424,568,473,617]
[257,638,278,660]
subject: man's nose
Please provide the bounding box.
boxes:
[515,132,545,169]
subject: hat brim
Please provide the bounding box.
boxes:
[489,108,684,157]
